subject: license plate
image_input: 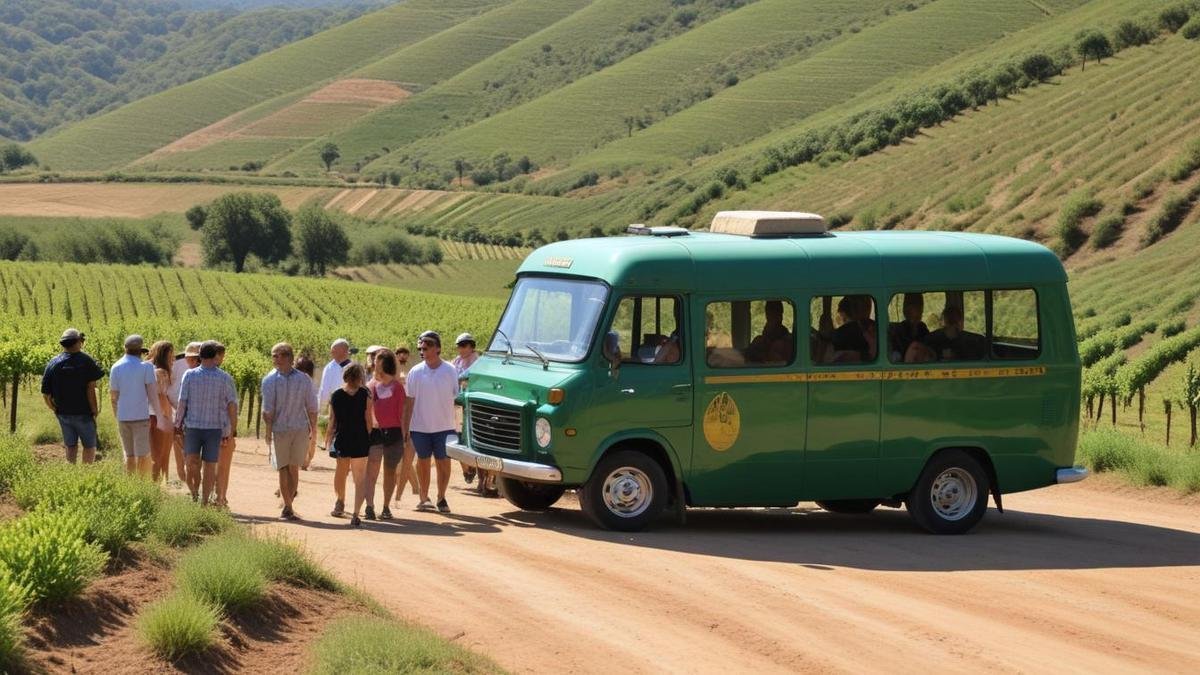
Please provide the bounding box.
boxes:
[475,454,503,472]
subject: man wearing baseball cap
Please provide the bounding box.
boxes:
[404,330,461,513]
[319,338,356,516]
[41,328,104,464]
[109,335,163,477]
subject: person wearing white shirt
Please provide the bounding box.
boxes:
[320,338,357,517]
[404,331,461,514]
[109,334,162,477]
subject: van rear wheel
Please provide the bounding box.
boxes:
[498,477,565,511]
[580,450,668,532]
[816,499,880,514]
[906,450,990,534]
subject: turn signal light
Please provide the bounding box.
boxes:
[548,388,565,405]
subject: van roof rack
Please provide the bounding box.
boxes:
[627,224,690,237]
[710,210,826,237]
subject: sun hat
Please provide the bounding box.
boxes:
[184,342,202,358]
[455,333,476,346]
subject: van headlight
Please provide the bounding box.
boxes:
[535,418,552,448]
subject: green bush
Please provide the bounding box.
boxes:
[151,497,235,547]
[12,462,159,553]
[1054,191,1102,256]
[1160,6,1191,32]
[1140,192,1193,246]
[0,436,35,493]
[1183,16,1200,39]
[0,567,28,667]
[0,510,107,604]
[248,535,338,591]
[311,616,495,675]
[1112,19,1156,49]
[1089,214,1124,249]
[138,591,221,660]
[1167,139,1200,181]
[1078,428,1200,494]
[177,536,267,612]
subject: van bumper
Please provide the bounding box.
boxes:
[1055,467,1089,484]
[446,437,563,483]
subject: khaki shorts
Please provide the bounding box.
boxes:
[272,429,309,470]
[118,419,152,458]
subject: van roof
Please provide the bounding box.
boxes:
[517,230,1066,292]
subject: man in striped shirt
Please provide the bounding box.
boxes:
[174,341,238,505]
[262,342,318,521]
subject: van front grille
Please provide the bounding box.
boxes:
[468,401,522,454]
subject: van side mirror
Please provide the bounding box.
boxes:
[602,331,621,377]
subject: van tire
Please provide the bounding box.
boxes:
[906,449,990,534]
[580,450,668,531]
[498,478,566,511]
[816,499,880,514]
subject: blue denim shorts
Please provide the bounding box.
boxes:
[410,430,451,460]
[56,414,97,449]
[183,428,223,463]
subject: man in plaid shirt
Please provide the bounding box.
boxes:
[174,341,238,505]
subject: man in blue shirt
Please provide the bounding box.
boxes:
[41,328,104,464]
[110,334,163,477]
[261,342,318,521]
[174,341,238,505]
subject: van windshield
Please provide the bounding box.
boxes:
[489,276,609,363]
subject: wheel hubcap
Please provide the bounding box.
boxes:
[930,467,977,521]
[602,467,651,518]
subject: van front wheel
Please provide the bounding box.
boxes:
[580,451,668,531]
[498,478,566,510]
[907,450,990,534]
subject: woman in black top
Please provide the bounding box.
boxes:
[325,363,374,528]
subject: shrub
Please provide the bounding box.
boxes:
[570,171,600,190]
[1183,16,1200,39]
[311,616,494,675]
[1112,20,1155,49]
[1140,192,1192,246]
[1078,428,1200,494]
[1161,318,1187,338]
[1019,52,1057,82]
[1054,191,1102,256]
[138,591,221,660]
[12,462,159,553]
[0,437,35,493]
[247,535,338,591]
[1160,6,1190,32]
[1089,214,1124,249]
[177,536,267,611]
[151,497,235,547]
[0,510,107,604]
[1075,29,1113,69]
[1167,139,1200,182]
[0,567,29,667]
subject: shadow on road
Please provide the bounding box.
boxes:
[491,505,1200,572]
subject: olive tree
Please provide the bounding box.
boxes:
[320,142,340,172]
[1075,29,1113,71]
[201,192,292,273]
[294,206,350,276]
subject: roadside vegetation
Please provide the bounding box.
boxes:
[0,433,499,671]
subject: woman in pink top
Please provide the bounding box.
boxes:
[366,349,409,520]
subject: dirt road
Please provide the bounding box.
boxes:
[223,441,1200,674]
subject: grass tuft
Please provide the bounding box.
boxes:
[311,615,497,675]
[249,534,339,591]
[0,509,108,604]
[177,536,267,612]
[1078,428,1200,494]
[151,497,235,547]
[138,591,221,660]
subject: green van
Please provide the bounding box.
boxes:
[447,211,1085,534]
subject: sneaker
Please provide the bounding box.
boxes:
[331,500,345,517]
[463,466,476,484]
[365,505,376,521]
[416,499,435,512]
[350,515,362,528]
[280,506,296,521]
[436,498,451,514]
[380,507,393,520]
[286,510,300,522]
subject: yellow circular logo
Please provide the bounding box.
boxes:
[703,392,740,452]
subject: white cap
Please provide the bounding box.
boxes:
[455,333,476,346]
[365,345,385,355]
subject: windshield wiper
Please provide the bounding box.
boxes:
[492,328,515,364]
[524,343,550,370]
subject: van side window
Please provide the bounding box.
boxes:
[809,295,877,365]
[888,291,986,363]
[991,289,1040,359]
[608,296,683,365]
[705,299,795,368]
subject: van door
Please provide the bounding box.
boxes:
[688,296,806,506]
[589,294,693,452]
[803,293,882,499]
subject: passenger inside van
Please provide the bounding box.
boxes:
[745,300,793,364]
[906,305,985,362]
[831,295,876,363]
[888,293,930,363]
